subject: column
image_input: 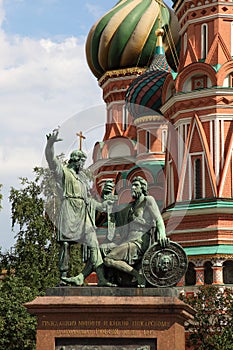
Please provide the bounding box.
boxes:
[194,266,204,285]
[212,261,223,285]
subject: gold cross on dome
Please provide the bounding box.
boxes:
[76,131,86,151]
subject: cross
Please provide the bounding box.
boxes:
[76,131,86,151]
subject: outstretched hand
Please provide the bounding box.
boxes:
[46,128,63,144]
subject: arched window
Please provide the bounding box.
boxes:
[194,158,202,199]
[223,260,233,284]
[122,104,128,131]
[162,129,167,153]
[146,131,150,153]
[204,261,213,284]
[185,262,196,286]
[184,32,187,54]
[201,24,208,60]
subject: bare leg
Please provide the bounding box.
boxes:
[104,256,145,287]
[90,247,116,286]
[62,247,116,287]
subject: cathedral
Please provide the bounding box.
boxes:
[85,0,233,289]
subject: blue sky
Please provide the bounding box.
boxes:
[0,0,173,251]
[3,0,173,38]
[3,0,92,38]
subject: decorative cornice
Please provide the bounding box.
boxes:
[163,199,233,220]
[98,67,145,86]
[160,88,233,116]
[178,4,233,31]
[188,254,233,260]
[134,115,165,125]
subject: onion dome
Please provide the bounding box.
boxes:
[125,28,172,119]
[86,0,180,79]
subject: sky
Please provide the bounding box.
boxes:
[0,0,173,251]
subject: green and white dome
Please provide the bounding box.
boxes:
[86,0,180,79]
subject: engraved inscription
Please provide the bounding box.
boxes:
[40,319,170,331]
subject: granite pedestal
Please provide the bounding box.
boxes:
[25,287,195,350]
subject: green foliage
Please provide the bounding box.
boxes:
[0,166,84,349]
[180,286,233,350]
[0,168,61,349]
[9,169,60,292]
[0,275,37,350]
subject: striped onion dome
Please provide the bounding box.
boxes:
[85,0,180,79]
[125,29,172,119]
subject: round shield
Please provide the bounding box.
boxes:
[142,241,188,287]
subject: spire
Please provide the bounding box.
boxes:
[155,28,165,55]
[147,27,171,73]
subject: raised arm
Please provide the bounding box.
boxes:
[45,129,63,173]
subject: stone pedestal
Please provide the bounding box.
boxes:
[25,287,195,350]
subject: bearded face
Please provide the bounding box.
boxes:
[131,180,143,199]
[69,151,86,173]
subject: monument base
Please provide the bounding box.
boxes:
[25,287,195,350]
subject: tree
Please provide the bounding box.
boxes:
[0,167,83,349]
[9,169,60,291]
[0,168,60,349]
[180,285,233,350]
[0,275,37,350]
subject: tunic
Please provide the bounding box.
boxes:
[49,156,98,247]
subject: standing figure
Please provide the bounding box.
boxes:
[104,176,169,287]
[45,129,113,286]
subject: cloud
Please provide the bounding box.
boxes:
[0,145,41,176]
[0,1,105,250]
[0,33,103,179]
[0,32,102,141]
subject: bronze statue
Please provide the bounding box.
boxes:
[60,175,170,288]
[104,176,169,287]
[45,129,114,286]
[45,129,186,288]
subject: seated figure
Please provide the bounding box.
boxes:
[104,176,169,287]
